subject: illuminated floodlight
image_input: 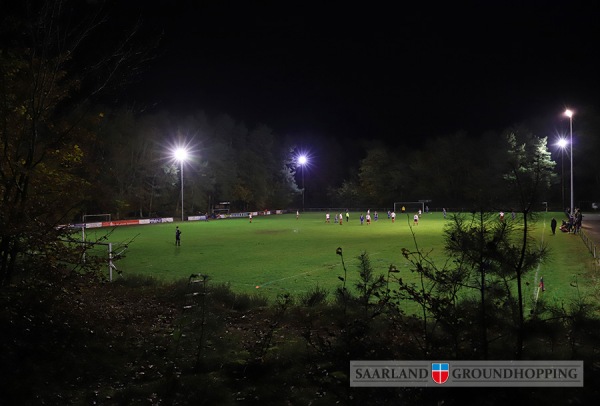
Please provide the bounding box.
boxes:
[298,155,308,166]
[556,138,568,149]
[174,147,189,162]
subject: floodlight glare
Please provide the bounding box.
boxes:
[298,155,308,165]
[556,138,568,149]
[174,148,189,162]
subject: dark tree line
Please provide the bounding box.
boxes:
[84,108,299,219]
[329,129,562,211]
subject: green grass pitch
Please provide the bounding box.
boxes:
[81,211,594,305]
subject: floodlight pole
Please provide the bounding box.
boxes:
[180,160,184,222]
[174,147,188,222]
[556,138,568,212]
[569,113,574,216]
[301,165,305,211]
[565,109,574,216]
[297,155,308,212]
[561,148,565,211]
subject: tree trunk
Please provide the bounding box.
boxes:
[515,209,528,359]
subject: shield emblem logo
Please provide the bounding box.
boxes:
[431,363,449,384]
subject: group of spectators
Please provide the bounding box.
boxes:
[551,208,583,234]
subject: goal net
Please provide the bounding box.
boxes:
[83,213,111,224]
[393,201,425,214]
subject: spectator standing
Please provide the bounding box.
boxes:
[575,210,583,233]
[175,226,182,246]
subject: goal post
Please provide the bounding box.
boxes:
[72,239,127,282]
[80,214,112,260]
[393,201,425,214]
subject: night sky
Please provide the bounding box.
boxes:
[123,1,600,145]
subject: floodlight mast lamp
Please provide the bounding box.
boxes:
[174,148,189,222]
[298,155,307,211]
[564,109,574,216]
[556,138,568,211]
